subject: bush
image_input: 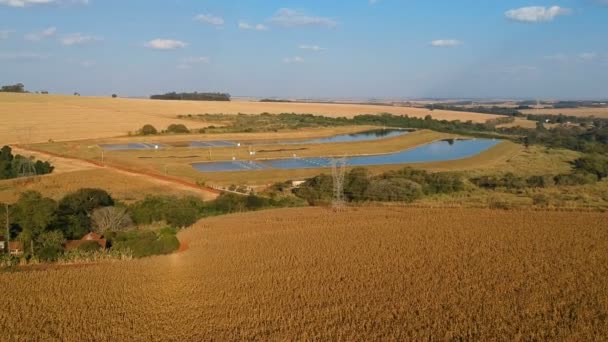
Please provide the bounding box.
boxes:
[140,124,158,135]
[554,172,597,186]
[488,198,512,210]
[573,154,608,180]
[532,194,549,207]
[35,231,65,262]
[129,196,205,227]
[78,241,103,252]
[526,175,555,188]
[364,178,423,202]
[111,229,179,258]
[166,124,190,134]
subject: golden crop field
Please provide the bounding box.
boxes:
[521,107,608,118]
[496,117,538,129]
[0,168,216,204]
[0,93,500,144]
[0,207,606,340]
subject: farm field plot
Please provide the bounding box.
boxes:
[521,107,608,118]
[0,93,500,144]
[26,130,497,185]
[0,168,216,204]
[1,207,606,340]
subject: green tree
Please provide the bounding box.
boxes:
[345,168,370,201]
[56,189,114,239]
[140,124,158,135]
[11,191,57,253]
[573,154,608,180]
[166,124,190,134]
[35,231,65,261]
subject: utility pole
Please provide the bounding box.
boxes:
[5,204,9,255]
[331,157,347,209]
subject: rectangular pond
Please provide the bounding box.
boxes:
[190,140,239,148]
[279,129,409,145]
[192,139,502,173]
[100,143,165,151]
[101,129,408,151]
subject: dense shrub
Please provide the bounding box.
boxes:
[296,167,465,204]
[139,124,158,135]
[129,196,204,227]
[35,231,65,261]
[166,124,190,134]
[554,172,597,186]
[111,228,179,258]
[78,241,104,252]
[364,178,423,202]
[573,154,608,180]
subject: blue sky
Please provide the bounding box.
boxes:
[0,0,606,99]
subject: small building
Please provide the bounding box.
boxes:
[8,241,24,256]
[64,232,107,251]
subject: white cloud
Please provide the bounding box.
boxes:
[144,39,187,50]
[238,22,268,31]
[505,6,571,23]
[430,39,462,47]
[24,26,57,41]
[0,0,88,7]
[60,33,100,46]
[195,14,224,26]
[270,8,337,28]
[299,44,326,52]
[0,0,52,7]
[283,56,304,64]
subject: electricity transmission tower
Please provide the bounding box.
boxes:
[18,157,37,178]
[331,157,347,209]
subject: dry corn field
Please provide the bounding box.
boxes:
[1,207,607,340]
[0,93,500,143]
[0,168,216,203]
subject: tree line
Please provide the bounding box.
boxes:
[150,92,231,101]
[1,188,301,266]
[0,146,54,180]
[292,155,608,206]
[0,83,26,93]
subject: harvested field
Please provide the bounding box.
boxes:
[521,107,608,118]
[0,93,500,144]
[0,168,216,204]
[496,117,538,129]
[1,207,607,340]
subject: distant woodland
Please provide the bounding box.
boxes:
[150,92,231,101]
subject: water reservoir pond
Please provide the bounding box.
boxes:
[99,143,165,151]
[100,129,408,151]
[192,139,501,173]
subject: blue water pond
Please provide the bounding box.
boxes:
[192,139,501,173]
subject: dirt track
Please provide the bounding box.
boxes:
[13,146,220,199]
